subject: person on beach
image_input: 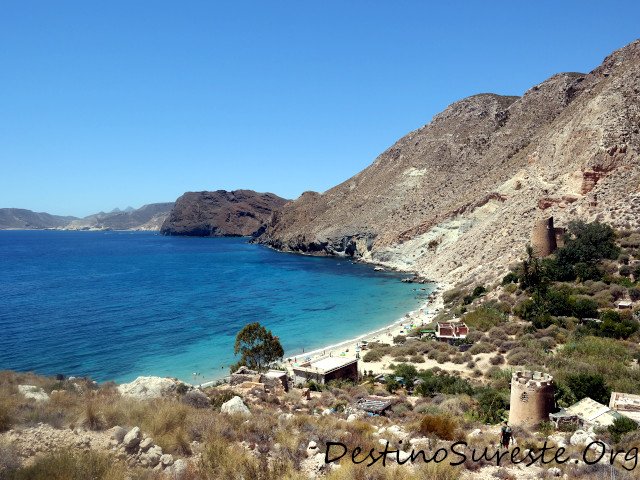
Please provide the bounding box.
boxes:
[499,421,513,449]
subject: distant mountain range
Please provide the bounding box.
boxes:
[1,190,288,235]
[0,209,79,230]
[0,203,173,231]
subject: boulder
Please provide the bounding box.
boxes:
[123,427,142,450]
[220,396,251,416]
[160,453,174,467]
[117,376,189,400]
[306,440,318,458]
[17,385,49,402]
[139,437,154,452]
[108,426,127,444]
[170,459,188,479]
[570,430,593,447]
[143,445,163,467]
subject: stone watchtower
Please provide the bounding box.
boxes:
[508,370,555,427]
[531,217,558,257]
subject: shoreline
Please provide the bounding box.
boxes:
[197,278,448,388]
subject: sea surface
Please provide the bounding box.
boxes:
[0,231,431,383]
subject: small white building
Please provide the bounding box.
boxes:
[292,357,358,385]
[617,300,633,310]
[565,397,621,427]
[609,392,640,423]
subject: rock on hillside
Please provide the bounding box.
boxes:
[160,190,288,237]
[0,208,78,229]
[117,376,190,400]
[64,203,174,231]
[258,39,640,285]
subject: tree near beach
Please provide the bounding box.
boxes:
[232,322,284,372]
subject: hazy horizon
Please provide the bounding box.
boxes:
[2,1,639,217]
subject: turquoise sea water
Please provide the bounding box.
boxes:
[0,231,431,383]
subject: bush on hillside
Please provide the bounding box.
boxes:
[464,306,506,332]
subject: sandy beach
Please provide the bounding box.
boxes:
[280,281,450,377]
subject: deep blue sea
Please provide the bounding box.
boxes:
[0,231,430,383]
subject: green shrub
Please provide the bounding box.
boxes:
[363,349,385,362]
[464,306,507,332]
[468,342,495,355]
[502,272,519,285]
[490,355,505,365]
[444,287,467,305]
[210,389,237,409]
[620,265,632,277]
[609,416,638,443]
[571,296,599,319]
[565,372,610,405]
[474,387,509,424]
[416,370,474,396]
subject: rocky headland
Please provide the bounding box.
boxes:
[160,190,288,237]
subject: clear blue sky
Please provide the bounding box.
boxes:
[1,1,639,216]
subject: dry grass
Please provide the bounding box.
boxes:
[2,449,131,480]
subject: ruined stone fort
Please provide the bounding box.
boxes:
[508,370,555,427]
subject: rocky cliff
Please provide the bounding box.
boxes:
[160,190,288,237]
[258,40,640,285]
[0,209,78,229]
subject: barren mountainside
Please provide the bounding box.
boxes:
[65,203,174,231]
[160,190,288,237]
[0,209,78,229]
[258,39,640,285]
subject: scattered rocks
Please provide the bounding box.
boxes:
[278,413,294,424]
[547,467,562,477]
[160,453,174,467]
[220,396,251,416]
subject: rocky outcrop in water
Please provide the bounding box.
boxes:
[161,190,288,237]
[258,39,640,285]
